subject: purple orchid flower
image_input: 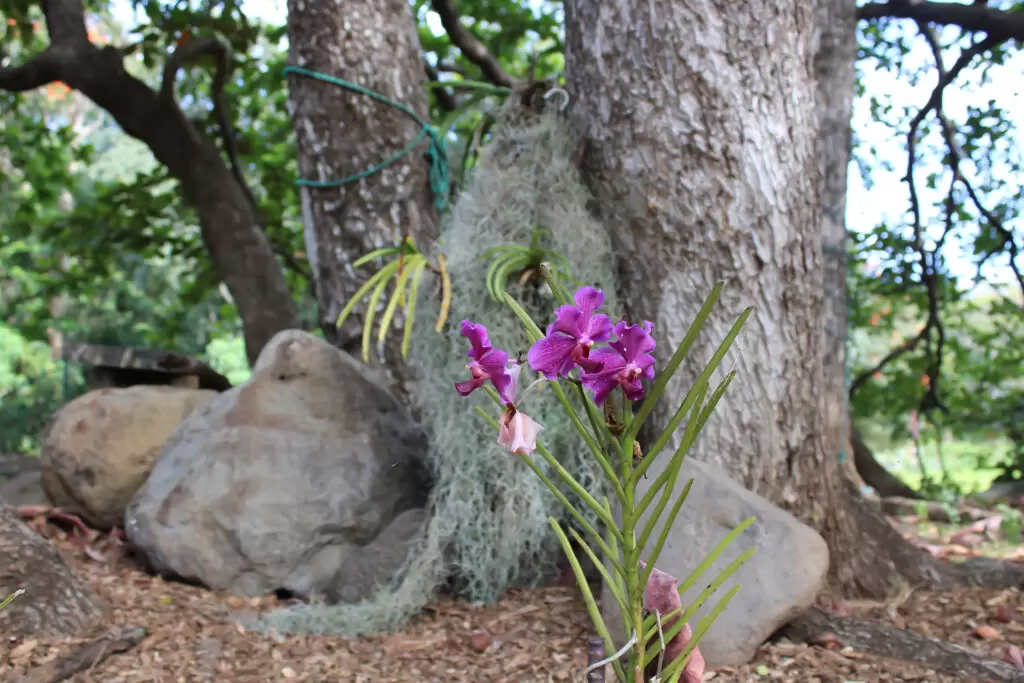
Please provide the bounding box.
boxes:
[454,320,517,405]
[527,286,613,380]
[580,320,657,406]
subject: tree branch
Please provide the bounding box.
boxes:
[850,32,1001,404]
[0,0,301,362]
[430,0,516,88]
[41,0,90,45]
[424,60,457,112]
[0,0,90,91]
[0,50,62,92]
[858,0,1024,41]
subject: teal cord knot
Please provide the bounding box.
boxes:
[283,65,450,212]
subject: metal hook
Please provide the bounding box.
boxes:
[543,87,570,112]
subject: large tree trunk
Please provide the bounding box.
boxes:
[0,505,105,637]
[286,0,440,397]
[563,0,1005,598]
[0,4,302,366]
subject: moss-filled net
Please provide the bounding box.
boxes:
[253,98,622,637]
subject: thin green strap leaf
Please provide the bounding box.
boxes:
[546,379,626,504]
[632,376,707,483]
[637,478,694,587]
[670,518,756,619]
[534,443,624,543]
[624,282,725,446]
[636,383,706,551]
[641,545,753,667]
[567,526,628,617]
[502,292,545,341]
[549,519,627,683]
[352,246,403,268]
[631,306,751,485]
[695,371,737,434]
[655,584,744,679]
[361,260,402,362]
[573,381,625,460]
[635,380,708,519]
[400,258,430,359]
[488,251,530,302]
[495,252,531,298]
[601,496,627,599]
[474,407,623,567]
[377,253,424,346]
[336,259,402,332]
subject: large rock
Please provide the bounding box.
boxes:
[40,386,219,529]
[0,454,50,507]
[0,504,106,638]
[125,330,431,600]
[602,457,829,667]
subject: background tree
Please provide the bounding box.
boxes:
[0,0,300,365]
[285,0,441,393]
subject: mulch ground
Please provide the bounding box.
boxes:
[4,504,1024,682]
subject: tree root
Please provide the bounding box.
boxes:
[870,495,991,524]
[783,606,1024,682]
[851,420,921,499]
[16,626,147,683]
[947,556,1024,590]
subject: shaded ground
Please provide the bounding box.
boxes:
[3,503,1024,682]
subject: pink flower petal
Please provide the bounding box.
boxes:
[460,320,493,360]
[498,409,544,455]
[573,286,605,318]
[528,334,578,380]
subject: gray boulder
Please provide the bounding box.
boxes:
[125,330,430,599]
[602,456,829,667]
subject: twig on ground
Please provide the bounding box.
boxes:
[16,626,147,683]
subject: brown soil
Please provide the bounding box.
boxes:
[3,510,1024,682]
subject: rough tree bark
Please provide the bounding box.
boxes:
[286,0,440,396]
[0,504,105,638]
[0,0,301,366]
[815,0,867,494]
[563,0,1024,597]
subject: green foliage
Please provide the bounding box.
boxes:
[0,324,86,453]
[850,17,1023,485]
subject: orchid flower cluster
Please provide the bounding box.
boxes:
[454,277,755,683]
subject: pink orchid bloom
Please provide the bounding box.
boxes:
[454,320,517,404]
[498,406,544,456]
[640,561,705,683]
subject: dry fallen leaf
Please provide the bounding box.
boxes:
[10,638,38,659]
[1003,645,1024,668]
[469,629,491,653]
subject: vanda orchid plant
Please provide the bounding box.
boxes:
[456,279,755,683]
